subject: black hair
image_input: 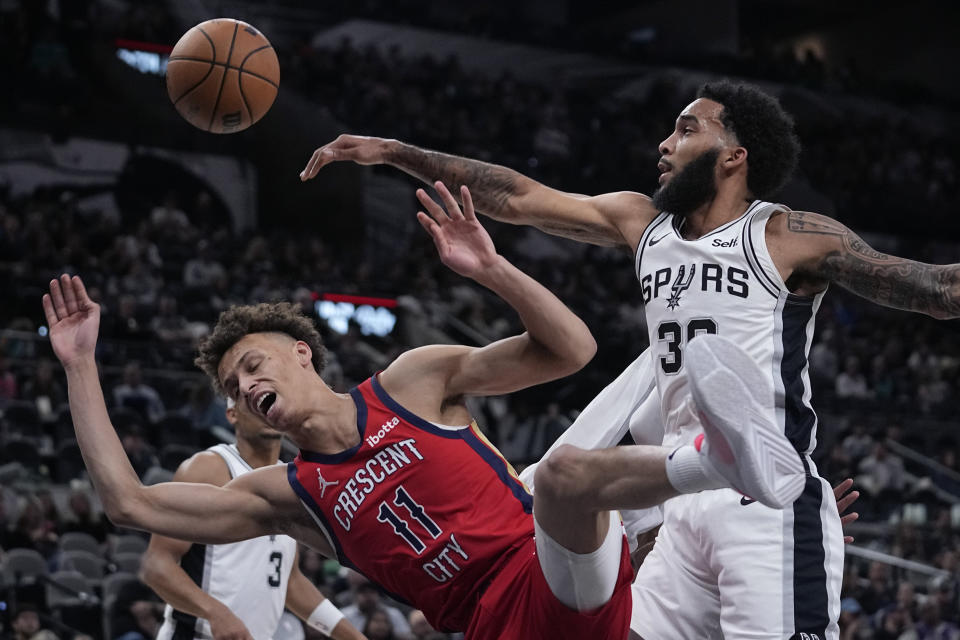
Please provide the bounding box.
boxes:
[697,80,801,199]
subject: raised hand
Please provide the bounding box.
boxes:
[833,478,860,544]
[416,182,498,280]
[42,274,101,369]
[300,134,391,181]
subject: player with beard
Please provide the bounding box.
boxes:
[301,80,960,639]
[141,397,366,640]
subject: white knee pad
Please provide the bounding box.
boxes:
[534,510,624,611]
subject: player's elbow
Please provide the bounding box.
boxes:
[554,329,597,376]
[534,444,593,508]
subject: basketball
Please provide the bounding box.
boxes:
[166,18,279,134]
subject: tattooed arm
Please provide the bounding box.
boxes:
[300,134,656,248]
[773,211,960,319]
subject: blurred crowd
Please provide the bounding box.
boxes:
[3,1,960,639]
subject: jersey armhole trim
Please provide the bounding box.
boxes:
[635,212,671,281]
[369,374,466,439]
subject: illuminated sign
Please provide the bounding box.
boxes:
[115,39,172,76]
[316,294,397,337]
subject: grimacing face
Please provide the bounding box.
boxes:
[218,332,314,432]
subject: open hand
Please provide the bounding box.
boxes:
[300,134,391,181]
[416,182,498,280]
[42,274,101,369]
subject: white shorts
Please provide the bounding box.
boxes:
[631,470,843,640]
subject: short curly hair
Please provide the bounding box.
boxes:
[697,80,800,200]
[195,302,326,392]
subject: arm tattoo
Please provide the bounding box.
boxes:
[387,144,518,216]
[788,212,960,319]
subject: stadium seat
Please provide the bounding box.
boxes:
[59,531,101,556]
[45,570,95,609]
[112,552,143,574]
[58,549,106,584]
[113,534,148,556]
[54,438,86,482]
[0,547,48,587]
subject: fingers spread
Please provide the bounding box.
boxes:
[417,188,449,224]
[460,185,476,220]
[434,181,463,220]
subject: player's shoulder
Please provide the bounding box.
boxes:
[173,449,232,486]
[588,191,659,246]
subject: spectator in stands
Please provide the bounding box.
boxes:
[859,442,906,498]
[836,355,871,401]
[112,362,164,423]
[118,422,159,480]
[13,493,58,556]
[838,597,865,640]
[4,603,44,640]
[58,487,110,542]
[341,576,412,640]
[363,609,397,640]
[855,561,896,615]
[177,379,230,432]
[149,191,189,231]
[842,423,874,461]
[110,581,163,640]
[0,351,17,406]
[149,296,191,344]
[901,600,960,640]
[105,295,149,342]
[182,239,225,290]
[874,580,917,638]
[20,358,65,419]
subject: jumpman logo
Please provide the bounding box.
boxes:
[666,264,696,310]
[317,470,339,498]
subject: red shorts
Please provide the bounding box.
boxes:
[464,534,633,640]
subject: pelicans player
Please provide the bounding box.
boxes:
[304,80,960,639]
[46,183,804,640]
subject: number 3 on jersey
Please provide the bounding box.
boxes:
[658,318,718,374]
[377,486,443,554]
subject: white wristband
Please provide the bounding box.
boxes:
[306,599,344,635]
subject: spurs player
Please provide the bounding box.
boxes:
[304,80,960,638]
[143,398,364,640]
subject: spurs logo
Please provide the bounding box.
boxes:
[666,264,696,309]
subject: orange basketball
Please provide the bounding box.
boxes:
[166,18,279,134]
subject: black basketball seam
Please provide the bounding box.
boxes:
[238,44,276,123]
[207,21,240,132]
[167,56,279,89]
[171,27,217,105]
[238,74,253,127]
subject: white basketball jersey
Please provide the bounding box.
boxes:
[635,201,825,456]
[157,444,298,640]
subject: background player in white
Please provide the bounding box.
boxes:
[302,80,960,639]
[141,398,366,640]
[44,183,803,640]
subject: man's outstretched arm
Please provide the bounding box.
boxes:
[301,134,655,248]
[43,275,284,544]
[778,211,960,319]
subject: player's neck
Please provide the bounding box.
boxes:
[680,189,752,239]
[294,390,362,455]
[235,436,282,469]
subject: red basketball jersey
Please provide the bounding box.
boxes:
[288,374,534,632]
